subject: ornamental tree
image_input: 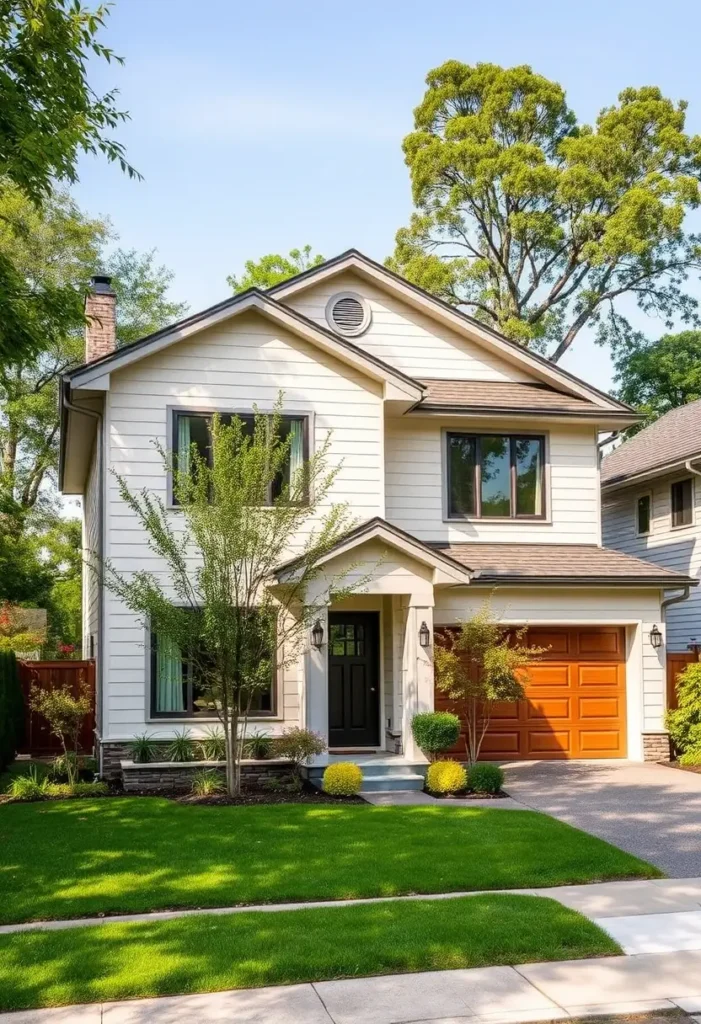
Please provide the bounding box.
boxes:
[101,398,357,796]
[228,246,324,292]
[435,604,545,763]
[389,61,701,360]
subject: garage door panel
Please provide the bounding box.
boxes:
[436,627,627,761]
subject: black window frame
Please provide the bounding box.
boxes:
[170,409,310,508]
[149,612,278,720]
[671,478,694,529]
[636,493,651,536]
[446,431,547,520]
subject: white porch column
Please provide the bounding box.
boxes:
[402,602,435,761]
[305,605,329,741]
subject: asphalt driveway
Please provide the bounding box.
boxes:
[503,760,701,877]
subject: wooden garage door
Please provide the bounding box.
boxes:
[435,626,627,761]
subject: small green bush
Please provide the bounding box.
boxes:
[8,767,46,801]
[198,727,226,761]
[48,752,96,782]
[411,712,461,760]
[191,769,226,796]
[244,729,273,760]
[0,651,23,770]
[44,781,109,799]
[323,761,363,796]
[167,729,196,762]
[679,747,701,767]
[128,733,159,764]
[467,762,504,795]
[276,728,326,776]
[426,759,467,794]
[667,663,701,755]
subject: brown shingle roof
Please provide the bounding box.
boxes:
[433,543,695,585]
[416,379,634,418]
[602,398,701,487]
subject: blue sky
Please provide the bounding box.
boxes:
[72,0,701,392]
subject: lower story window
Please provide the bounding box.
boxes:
[151,620,275,718]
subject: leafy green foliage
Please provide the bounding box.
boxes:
[8,767,45,801]
[190,769,226,797]
[679,748,701,767]
[28,682,91,784]
[48,753,96,782]
[276,728,326,777]
[0,650,23,770]
[167,729,195,763]
[667,663,701,757]
[389,61,701,360]
[101,398,353,795]
[198,727,226,761]
[426,759,467,794]
[105,248,188,347]
[128,734,159,765]
[322,761,363,796]
[228,245,324,292]
[411,711,461,760]
[435,604,545,763]
[7,772,107,802]
[242,729,272,760]
[467,762,505,795]
[613,330,701,433]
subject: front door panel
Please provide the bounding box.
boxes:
[328,612,380,748]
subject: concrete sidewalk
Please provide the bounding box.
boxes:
[3,951,701,1023]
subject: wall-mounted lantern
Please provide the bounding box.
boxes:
[649,624,663,649]
[419,620,431,648]
[311,619,325,650]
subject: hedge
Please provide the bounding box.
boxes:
[0,651,24,770]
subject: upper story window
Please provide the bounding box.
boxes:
[151,610,275,719]
[447,432,545,520]
[636,494,651,536]
[172,410,308,506]
[671,478,694,529]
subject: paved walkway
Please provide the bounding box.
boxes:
[3,952,701,1023]
[503,760,701,877]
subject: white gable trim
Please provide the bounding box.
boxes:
[67,291,424,402]
[272,252,630,412]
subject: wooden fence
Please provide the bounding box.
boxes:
[666,651,700,712]
[17,660,96,757]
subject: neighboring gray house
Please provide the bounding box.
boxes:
[602,399,701,654]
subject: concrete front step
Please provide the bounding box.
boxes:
[306,759,427,794]
[360,773,425,793]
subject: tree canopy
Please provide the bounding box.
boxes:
[612,330,701,433]
[105,248,188,346]
[388,61,701,360]
[228,246,324,293]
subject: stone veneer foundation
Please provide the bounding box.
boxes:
[642,732,671,761]
[120,759,292,793]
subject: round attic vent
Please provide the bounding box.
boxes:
[325,292,371,337]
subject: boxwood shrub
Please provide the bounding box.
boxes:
[411,711,460,760]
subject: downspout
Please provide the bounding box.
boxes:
[62,381,105,778]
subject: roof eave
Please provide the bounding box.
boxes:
[602,453,701,492]
[411,404,642,425]
[469,574,698,587]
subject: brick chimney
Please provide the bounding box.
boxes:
[85,274,117,363]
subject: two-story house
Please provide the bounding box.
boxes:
[602,402,701,663]
[59,251,695,777]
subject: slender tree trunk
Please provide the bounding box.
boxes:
[225,711,237,797]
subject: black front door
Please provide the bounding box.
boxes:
[328,612,380,748]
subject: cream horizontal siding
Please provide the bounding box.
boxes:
[286,271,536,382]
[434,585,665,746]
[384,418,600,543]
[102,311,384,741]
[603,472,701,652]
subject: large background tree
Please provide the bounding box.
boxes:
[612,330,701,433]
[228,245,324,293]
[389,62,701,361]
[0,0,139,363]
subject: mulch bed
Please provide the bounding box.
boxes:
[428,790,508,800]
[661,759,701,775]
[177,788,364,806]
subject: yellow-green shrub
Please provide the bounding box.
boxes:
[322,761,363,796]
[426,759,467,794]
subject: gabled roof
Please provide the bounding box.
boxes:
[602,399,701,490]
[271,249,638,418]
[413,379,637,421]
[65,287,423,402]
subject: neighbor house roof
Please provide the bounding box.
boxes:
[432,542,696,587]
[601,398,701,490]
[414,379,635,420]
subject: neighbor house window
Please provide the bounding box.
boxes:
[172,411,307,506]
[671,478,694,528]
[636,494,651,536]
[447,433,545,519]
[150,611,275,718]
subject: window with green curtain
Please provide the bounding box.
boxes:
[446,432,545,519]
[155,634,185,713]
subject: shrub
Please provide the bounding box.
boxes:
[0,650,23,770]
[322,761,363,796]
[191,769,226,796]
[276,728,326,778]
[467,762,504,795]
[667,663,701,755]
[128,733,159,764]
[8,767,46,801]
[679,747,701,767]
[244,729,273,760]
[29,681,91,785]
[167,729,196,762]
[48,753,97,782]
[44,781,109,799]
[198,727,226,761]
[411,712,461,761]
[426,759,467,794]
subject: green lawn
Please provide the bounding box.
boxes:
[0,797,660,925]
[0,894,620,1012]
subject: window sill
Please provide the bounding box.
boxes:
[147,715,284,724]
[443,516,551,525]
[670,522,695,532]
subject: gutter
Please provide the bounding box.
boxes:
[62,381,105,778]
